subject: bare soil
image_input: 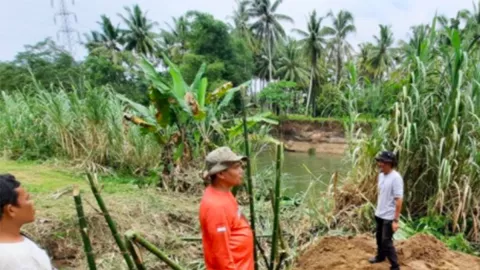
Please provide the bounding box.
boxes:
[274,120,350,154]
[296,234,480,270]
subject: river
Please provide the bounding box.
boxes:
[254,151,348,196]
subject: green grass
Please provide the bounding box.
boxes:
[271,113,378,124]
[0,159,81,193]
[0,159,145,196]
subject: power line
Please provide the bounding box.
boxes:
[51,0,80,55]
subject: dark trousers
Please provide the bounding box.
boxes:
[375,216,400,269]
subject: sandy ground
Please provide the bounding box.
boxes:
[296,234,480,270]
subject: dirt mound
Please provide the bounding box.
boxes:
[296,234,480,270]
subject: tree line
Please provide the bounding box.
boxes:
[3,0,480,117]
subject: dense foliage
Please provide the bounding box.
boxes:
[343,15,480,244]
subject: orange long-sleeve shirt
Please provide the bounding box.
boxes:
[199,186,254,270]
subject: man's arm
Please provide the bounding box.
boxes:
[392,174,404,231]
[394,198,403,222]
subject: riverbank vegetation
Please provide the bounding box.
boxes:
[2,0,480,268]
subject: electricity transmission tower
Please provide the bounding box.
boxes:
[51,0,80,55]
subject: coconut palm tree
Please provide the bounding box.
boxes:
[118,5,158,56]
[248,0,293,82]
[357,42,374,83]
[255,48,274,88]
[85,15,123,51]
[165,16,189,53]
[276,39,309,83]
[84,15,126,64]
[369,25,395,79]
[326,10,356,84]
[230,0,256,50]
[397,24,430,71]
[294,10,333,114]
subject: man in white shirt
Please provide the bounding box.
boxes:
[0,174,53,270]
[368,151,403,270]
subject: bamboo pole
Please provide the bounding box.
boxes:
[73,186,97,270]
[125,235,147,270]
[269,143,283,270]
[241,85,258,270]
[125,230,184,270]
[333,171,339,210]
[86,173,135,270]
[268,191,288,257]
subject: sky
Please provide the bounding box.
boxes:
[0,0,476,61]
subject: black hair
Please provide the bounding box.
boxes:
[208,174,218,185]
[388,152,399,168]
[0,174,20,220]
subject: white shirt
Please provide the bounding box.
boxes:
[375,170,404,220]
[0,237,53,270]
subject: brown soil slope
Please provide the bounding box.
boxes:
[296,234,480,270]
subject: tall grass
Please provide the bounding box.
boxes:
[344,24,480,242]
[0,85,161,173]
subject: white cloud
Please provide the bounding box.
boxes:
[0,0,476,60]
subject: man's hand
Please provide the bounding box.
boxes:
[392,221,399,232]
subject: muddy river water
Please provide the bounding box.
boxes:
[254,150,348,196]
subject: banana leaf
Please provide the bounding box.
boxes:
[190,63,207,93]
[228,112,279,138]
[197,78,208,109]
[117,94,156,126]
[207,82,233,104]
[148,88,172,127]
[138,57,169,93]
[218,81,251,111]
[162,54,191,114]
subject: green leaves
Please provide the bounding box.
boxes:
[162,55,190,114]
[228,112,279,138]
[197,78,208,109]
[190,63,207,92]
[138,57,169,93]
[218,81,250,110]
[149,88,172,127]
[117,94,156,126]
[207,81,233,104]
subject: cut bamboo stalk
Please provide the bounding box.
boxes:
[268,192,288,258]
[86,173,135,270]
[73,186,97,270]
[241,85,258,270]
[125,235,147,270]
[269,143,283,270]
[125,230,184,270]
[333,171,339,210]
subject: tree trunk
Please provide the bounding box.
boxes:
[305,66,315,116]
[268,36,273,82]
[293,91,298,113]
[336,45,342,84]
[312,82,319,117]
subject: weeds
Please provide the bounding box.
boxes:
[0,86,161,173]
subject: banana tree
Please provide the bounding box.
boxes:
[119,55,276,187]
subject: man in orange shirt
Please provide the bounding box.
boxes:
[199,147,254,270]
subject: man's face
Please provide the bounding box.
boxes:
[218,162,244,187]
[377,160,392,173]
[3,187,35,225]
